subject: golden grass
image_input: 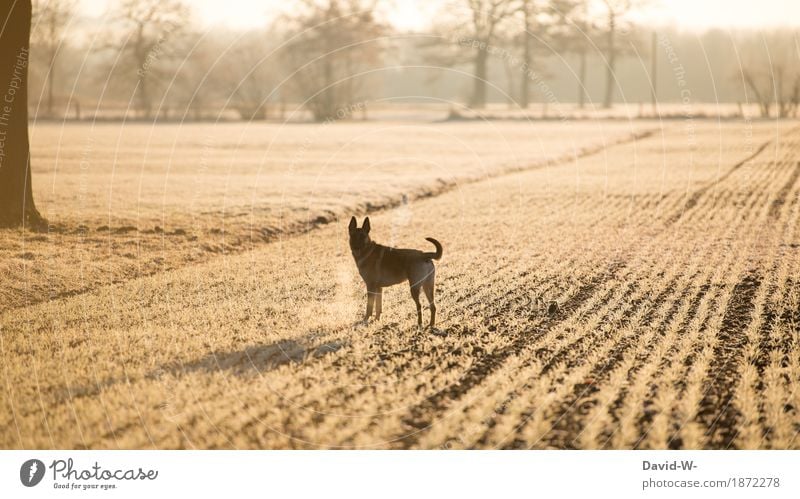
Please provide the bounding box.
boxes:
[3,120,650,311]
[1,119,799,449]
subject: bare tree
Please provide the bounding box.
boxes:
[0,0,45,228]
[739,31,800,118]
[31,0,76,117]
[514,0,584,109]
[461,0,522,108]
[548,0,594,108]
[281,0,386,122]
[105,0,190,119]
[517,0,537,108]
[166,32,221,120]
[596,0,643,108]
[219,31,284,120]
[423,0,521,108]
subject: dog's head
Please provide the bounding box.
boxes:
[348,216,371,253]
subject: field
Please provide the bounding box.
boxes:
[2,118,800,449]
[3,120,650,310]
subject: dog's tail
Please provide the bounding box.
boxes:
[423,237,443,260]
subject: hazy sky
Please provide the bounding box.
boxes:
[81,0,799,31]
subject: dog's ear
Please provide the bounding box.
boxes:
[362,217,371,233]
[349,216,357,232]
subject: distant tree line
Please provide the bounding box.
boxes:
[26,0,800,122]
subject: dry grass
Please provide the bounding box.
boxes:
[2,119,799,449]
[2,120,650,311]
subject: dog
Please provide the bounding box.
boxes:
[348,216,442,329]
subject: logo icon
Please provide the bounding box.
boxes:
[20,459,45,487]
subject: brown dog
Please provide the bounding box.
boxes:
[348,216,442,329]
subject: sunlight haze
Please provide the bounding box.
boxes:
[79,0,800,31]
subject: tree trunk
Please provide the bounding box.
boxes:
[776,68,787,118]
[519,4,531,109]
[503,57,515,108]
[138,77,151,119]
[471,48,488,109]
[314,58,337,122]
[519,48,530,108]
[47,53,55,117]
[577,49,587,109]
[650,31,658,114]
[0,0,44,228]
[603,13,616,109]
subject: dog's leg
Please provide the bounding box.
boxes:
[423,276,436,330]
[375,287,383,320]
[410,285,422,328]
[365,285,376,323]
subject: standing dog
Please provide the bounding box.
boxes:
[348,216,442,329]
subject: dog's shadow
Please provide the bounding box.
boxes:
[56,333,346,404]
[428,327,447,337]
[170,320,447,378]
[56,322,445,405]
[354,318,448,337]
[160,334,346,378]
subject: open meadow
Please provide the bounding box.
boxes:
[2,118,800,449]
